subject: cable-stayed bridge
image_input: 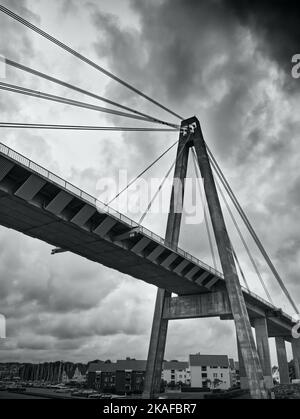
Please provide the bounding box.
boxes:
[0,4,299,400]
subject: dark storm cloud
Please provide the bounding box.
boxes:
[225,0,300,79]
[1,0,299,363]
[91,0,300,310]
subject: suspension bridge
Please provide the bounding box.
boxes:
[0,4,299,400]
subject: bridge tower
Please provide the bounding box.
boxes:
[143,116,268,399]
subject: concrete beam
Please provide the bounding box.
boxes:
[205,276,219,289]
[163,292,231,320]
[71,204,96,227]
[114,228,140,242]
[244,301,265,319]
[173,259,190,275]
[46,191,73,215]
[0,157,14,181]
[266,316,293,338]
[194,271,210,286]
[292,338,300,379]
[275,337,290,384]
[15,175,46,201]
[160,253,178,269]
[254,317,273,389]
[93,217,116,238]
[185,266,200,281]
[131,237,150,255]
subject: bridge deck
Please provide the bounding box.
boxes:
[0,143,295,339]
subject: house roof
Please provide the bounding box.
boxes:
[116,360,147,372]
[88,362,116,373]
[163,361,189,371]
[189,354,229,368]
[88,360,147,373]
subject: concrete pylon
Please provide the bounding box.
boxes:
[292,338,300,379]
[254,317,273,389]
[237,337,249,389]
[191,117,267,399]
[275,337,290,384]
[142,129,190,399]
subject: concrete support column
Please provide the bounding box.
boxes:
[143,127,190,399]
[142,288,169,398]
[238,337,249,390]
[254,317,273,389]
[193,116,267,399]
[292,338,300,379]
[275,337,290,384]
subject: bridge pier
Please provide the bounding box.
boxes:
[237,337,249,390]
[292,338,300,379]
[142,288,169,398]
[143,128,189,399]
[254,317,273,389]
[193,117,267,399]
[275,337,290,384]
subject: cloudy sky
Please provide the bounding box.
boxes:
[0,0,300,365]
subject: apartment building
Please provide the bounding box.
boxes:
[162,361,190,386]
[189,354,231,390]
[87,359,146,394]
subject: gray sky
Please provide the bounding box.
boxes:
[0,0,299,365]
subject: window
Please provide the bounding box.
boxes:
[202,373,207,378]
[202,366,207,372]
[213,373,218,378]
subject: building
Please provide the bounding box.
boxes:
[115,359,146,394]
[162,361,190,387]
[0,363,20,380]
[87,359,146,394]
[189,354,231,390]
[229,359,240,387]
[87,354,236,393]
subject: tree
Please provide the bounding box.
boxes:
[213,378,223,389]
[203,379,212,389]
